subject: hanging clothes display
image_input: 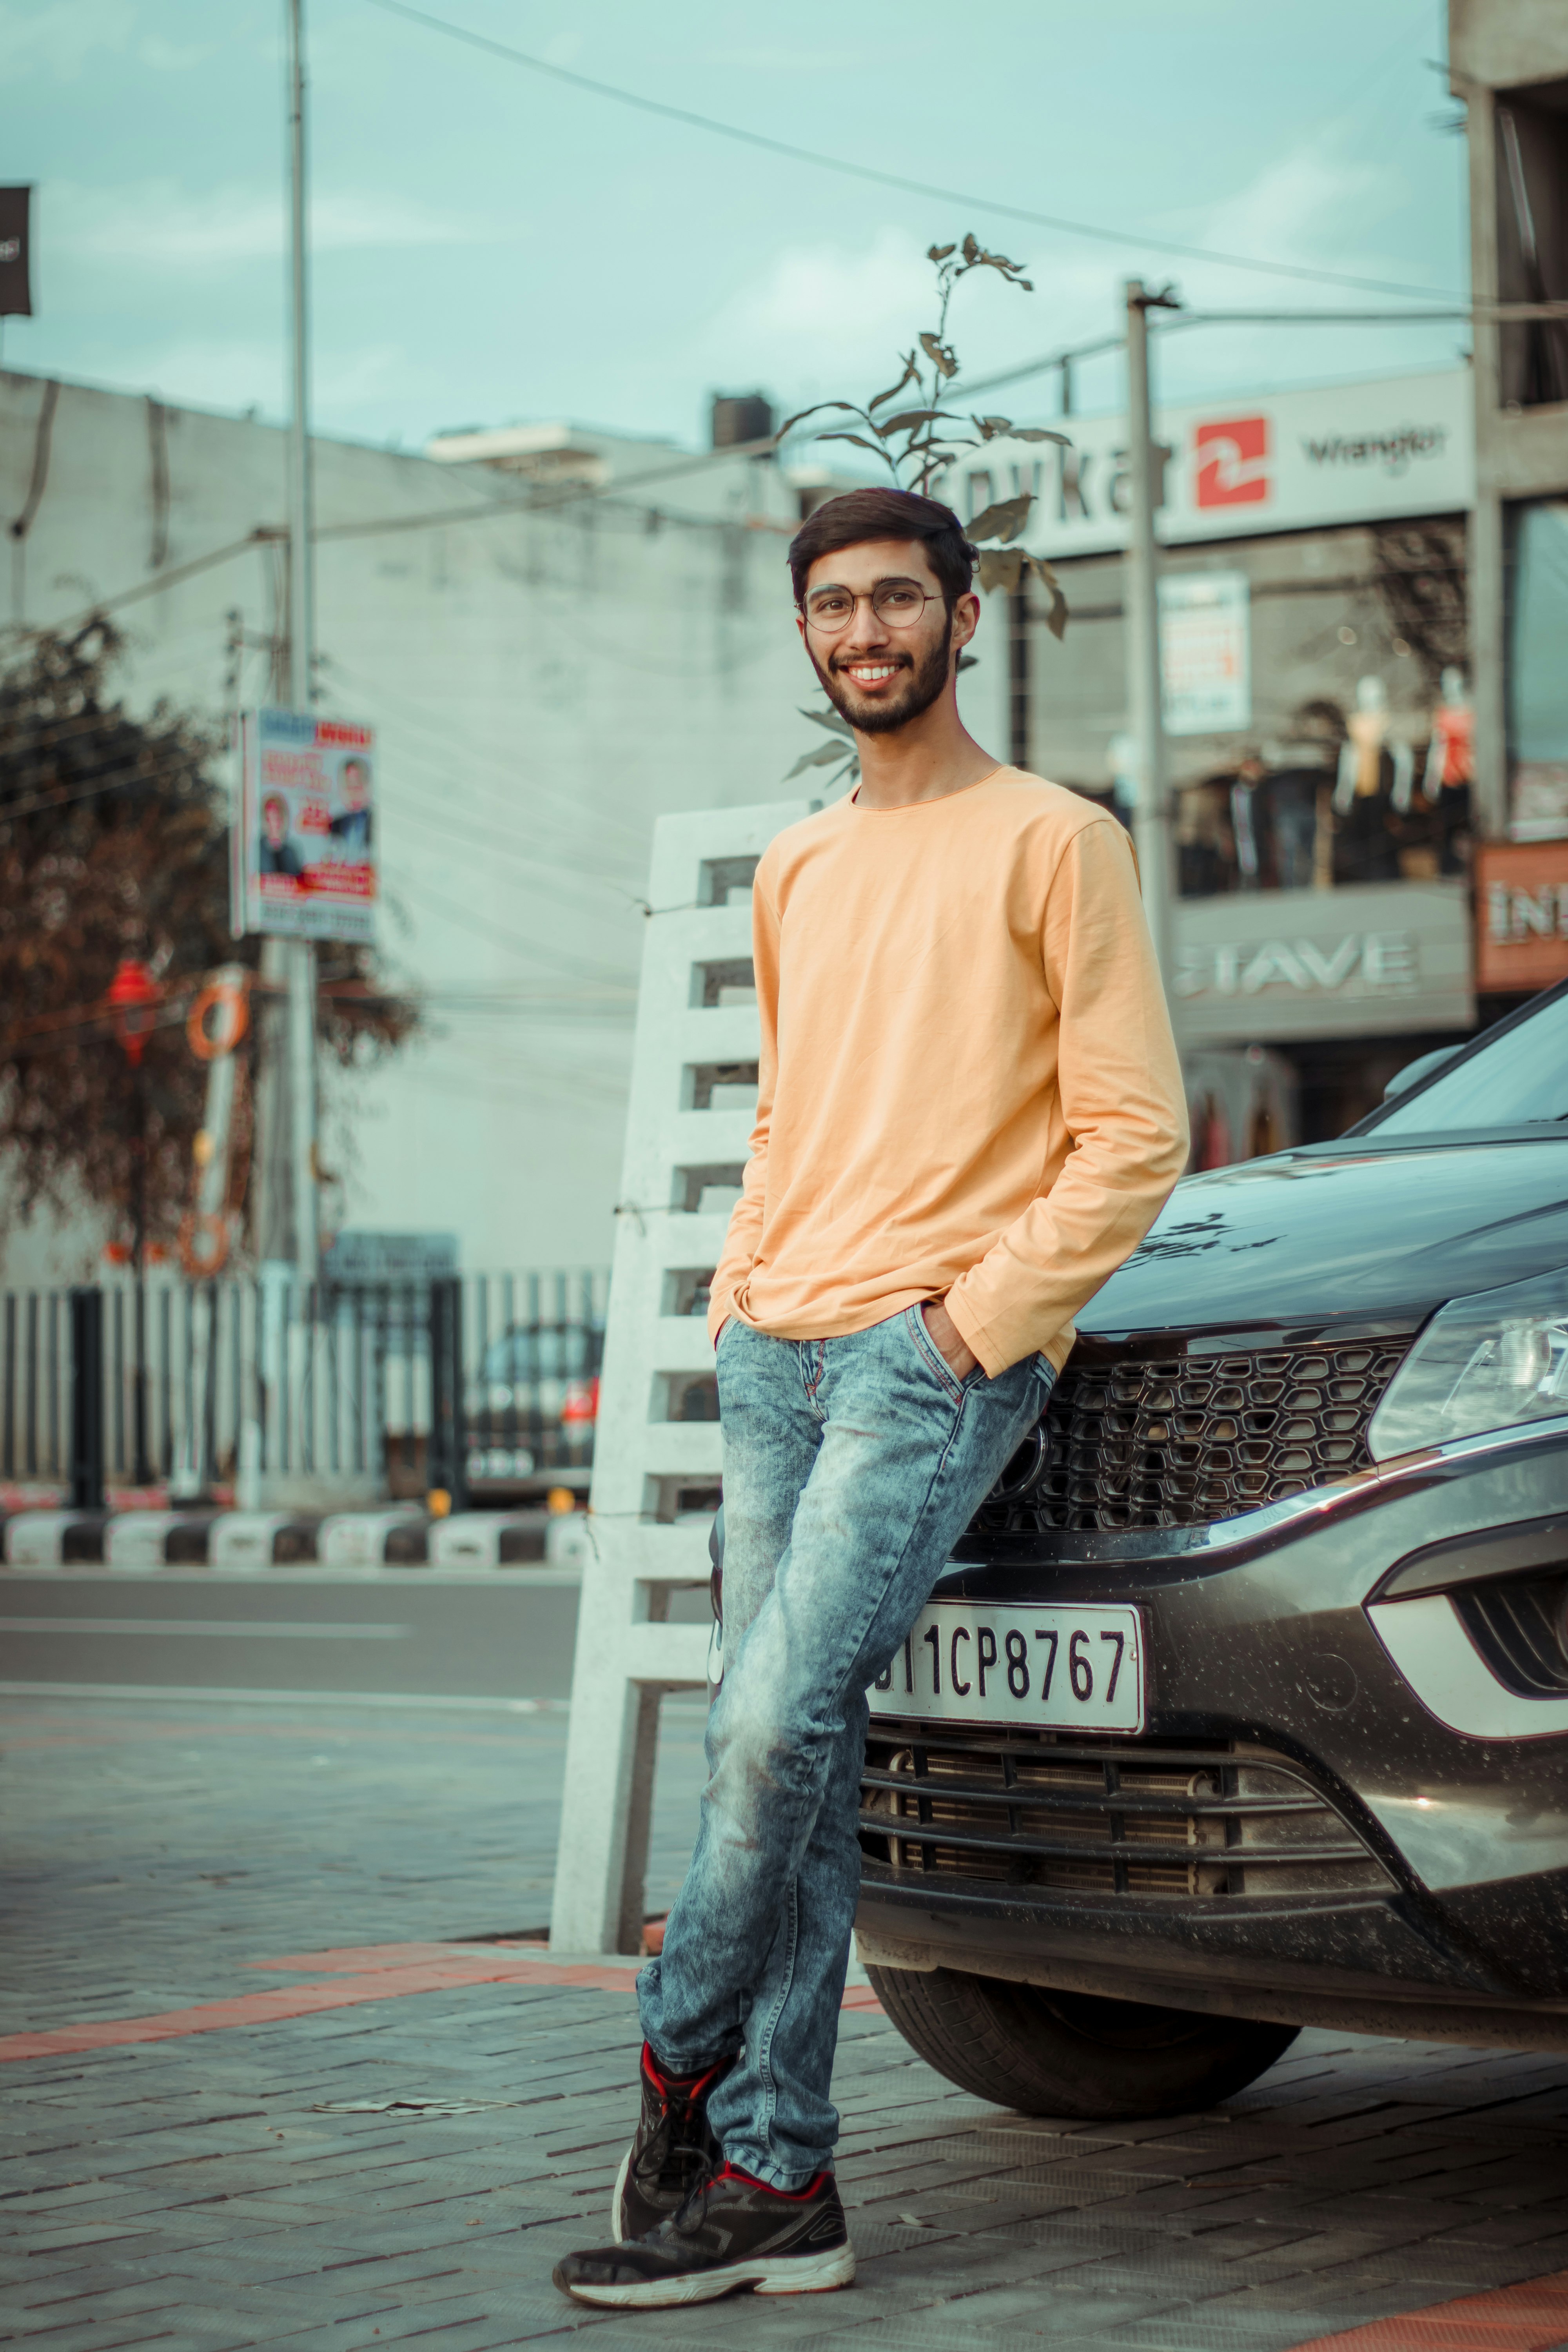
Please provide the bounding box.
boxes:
[1333,677,1406,884]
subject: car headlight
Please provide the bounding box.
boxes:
[1368,1267,1568,1461]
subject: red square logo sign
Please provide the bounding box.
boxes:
[1194,415,1270,508]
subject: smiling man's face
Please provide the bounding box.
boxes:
[798,537,977,737]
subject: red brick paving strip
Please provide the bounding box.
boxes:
[1288,2270,1568,2349]
[0,1937,881,2062]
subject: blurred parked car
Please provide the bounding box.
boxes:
[464,1319,603,1492]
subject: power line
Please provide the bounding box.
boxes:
[363,0,1462,306]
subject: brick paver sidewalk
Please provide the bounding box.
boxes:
[5,1693,1568,2350]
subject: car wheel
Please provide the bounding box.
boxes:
[865,1964,1299,2120]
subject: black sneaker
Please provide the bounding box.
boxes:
[559,2166,855,2308]
[610,2043,731,2242]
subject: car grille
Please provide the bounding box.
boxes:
[1454,1572,1568,1697]
[859,1721,1391,1900]
[971,1341,1408,1535]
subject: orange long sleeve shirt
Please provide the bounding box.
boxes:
[707,768,1190,1379]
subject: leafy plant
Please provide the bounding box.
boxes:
[781,235,1071,791]
[0,619,416,1259]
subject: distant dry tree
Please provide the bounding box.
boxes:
[0,618,416,1259]
[784,234,1072,793]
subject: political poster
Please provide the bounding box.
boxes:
[235,707,376,944]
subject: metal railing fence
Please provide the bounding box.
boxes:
[0,1267,609,1501]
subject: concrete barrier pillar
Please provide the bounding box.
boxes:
[549,798,814,1955]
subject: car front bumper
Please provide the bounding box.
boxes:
[855,1416,1568,2049]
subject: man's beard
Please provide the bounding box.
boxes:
[811,611,954,737]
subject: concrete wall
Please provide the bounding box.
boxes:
[0,372,1011,1287]
[1451,0,1568,94]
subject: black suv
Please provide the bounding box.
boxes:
[857,981,1568,2119]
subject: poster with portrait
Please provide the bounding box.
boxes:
[234,708,376,944]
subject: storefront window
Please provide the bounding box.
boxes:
[1174,674,1473,900]
[1510,501,1568,842]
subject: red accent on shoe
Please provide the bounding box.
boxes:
[641,2043,726,2100]
[715,2164,831,2200]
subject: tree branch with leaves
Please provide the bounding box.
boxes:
[781,235,1072,791]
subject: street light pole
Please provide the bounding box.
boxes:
[1123,278,1181,993]
[107,955,160,1489]
[285,0,319,1291]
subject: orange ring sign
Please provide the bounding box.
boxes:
[178,1211,230,1279]
[187,978,250,1062]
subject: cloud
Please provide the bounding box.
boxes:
[1196,138,1399,281]
[0,0,135,78]
[690,226,1115,440]
[45,179,518,272]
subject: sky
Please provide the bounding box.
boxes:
[0,0,1470,458]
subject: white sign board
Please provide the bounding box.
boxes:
[1172,881,1474,1046]
[952,368,1472,559]
[234,707,377,944]
[1160,571,1250,735]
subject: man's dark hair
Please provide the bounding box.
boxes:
[788,487,976,611]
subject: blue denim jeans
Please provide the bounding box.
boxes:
[637,1307,1054,2187]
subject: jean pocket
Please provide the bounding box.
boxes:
[904,1303,971,1403]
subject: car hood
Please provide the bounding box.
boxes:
[1080,1139,1568,1340]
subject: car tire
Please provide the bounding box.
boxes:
[865,1964,1299,2120]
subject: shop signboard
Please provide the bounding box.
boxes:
[1160,571,1250,735]
[321,1231,459,1287]
[234,707,376,944]
[1172,880,1474,1047]
[953,368,1472,560]
[1475,842,1568,993]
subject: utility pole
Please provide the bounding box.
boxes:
[1123,278,1181,992]
[285,0,318,1290]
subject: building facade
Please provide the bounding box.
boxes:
[0,369,1007,1288]
[956,368,1483,1141]
[1450,0,1568,1005]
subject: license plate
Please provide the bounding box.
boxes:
[870,1601,1145,1734]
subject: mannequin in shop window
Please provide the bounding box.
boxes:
[1175,772,1234,897]
[1228,752,1269,891]
[1263,700,1342,893]
[1423,665,1473,877]
[1332,676,1411,884]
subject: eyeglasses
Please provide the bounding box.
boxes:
[801,578,941,635]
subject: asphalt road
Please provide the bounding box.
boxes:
[0,1571,606,1700]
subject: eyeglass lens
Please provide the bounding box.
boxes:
[804,580,931,632]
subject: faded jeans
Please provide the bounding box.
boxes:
[637,1307,1055,2187]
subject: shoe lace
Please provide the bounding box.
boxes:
[636,2080,716,2196]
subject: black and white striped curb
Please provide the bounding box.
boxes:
[0,1507,594,1572]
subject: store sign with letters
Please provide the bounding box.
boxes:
[1172,882,1474,1046]
[953,368,1472,561]
[1475,842,1568,994]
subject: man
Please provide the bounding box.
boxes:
[258,793,304,878]
[554,487,1188,2311]
[327,756,373,855]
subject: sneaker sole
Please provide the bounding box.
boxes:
[559,2241,856,2308]
[610,2144,632,2244]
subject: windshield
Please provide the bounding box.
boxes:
[1367,988,1568,1134]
